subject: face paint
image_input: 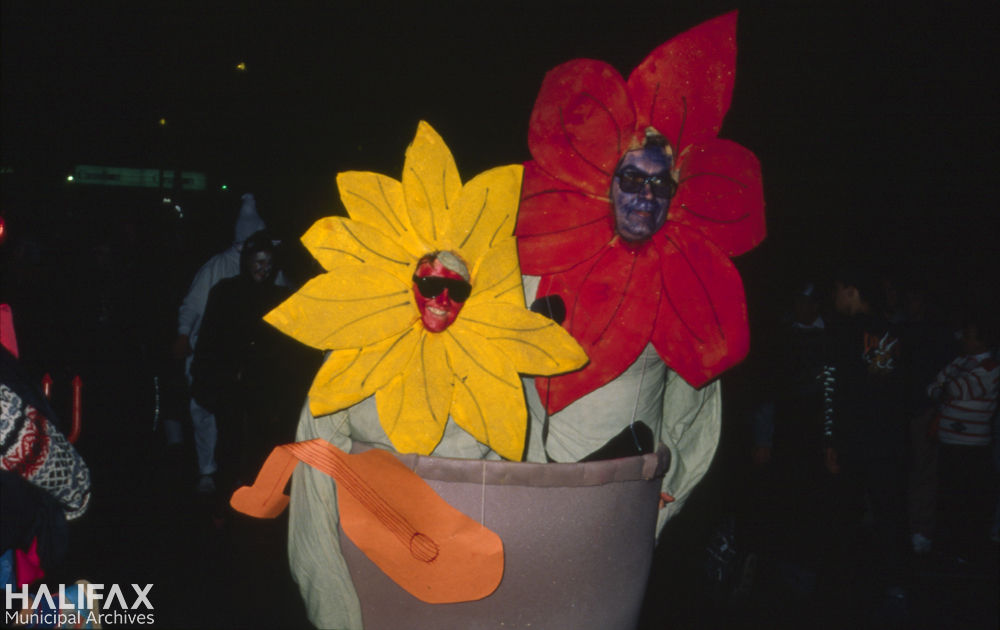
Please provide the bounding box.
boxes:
[413,257,470,333]
[611,148,673,242]
[250,251,274,283]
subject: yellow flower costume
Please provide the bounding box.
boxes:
[265,122,587,461]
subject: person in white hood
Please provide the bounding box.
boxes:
[169,193,285,492]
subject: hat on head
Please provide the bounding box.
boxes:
[235,193,267,244]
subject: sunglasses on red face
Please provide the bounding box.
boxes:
[412,275,473,303]
[615,169,677,199]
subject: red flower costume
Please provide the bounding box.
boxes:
[516,12,766,414]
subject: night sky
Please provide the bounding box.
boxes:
[3,1,998,297]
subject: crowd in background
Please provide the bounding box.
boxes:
[719,262,1000,622]
[1,195,997,627]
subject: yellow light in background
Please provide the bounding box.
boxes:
[159,119,167,126]
[67,175,74,182]
[237,62,246,71]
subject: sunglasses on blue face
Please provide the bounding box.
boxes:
[615,169,677,199]
[412,275,473,303]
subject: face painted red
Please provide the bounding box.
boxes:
[412,259,470,333]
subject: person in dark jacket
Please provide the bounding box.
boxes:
[821,267,909,621]
[191,230,321,502]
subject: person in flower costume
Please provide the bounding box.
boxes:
[265,121,586,462]
[265,121,587,629]
[517,12,765,520]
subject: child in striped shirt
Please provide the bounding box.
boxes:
[928,347,998,446]
[928,311,998,559]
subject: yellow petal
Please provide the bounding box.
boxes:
[264,265,416,349]
[301,217,415,280]
[307,328,423,417]
[467,237,525,308]
[444,324,526,461]
[336,171,428,259]
[308,348,363,416]
[457,303,588,376]
[450,164,523,267]
[402,122,462,247]
[375,333,454,455]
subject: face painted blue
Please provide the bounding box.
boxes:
[611,148,673,242]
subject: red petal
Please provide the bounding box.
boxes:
[517,224,614,276]
[516,161,614,275]
[627,11,738,153]
[535,241,661,413]
[670,139,765,257]
[650,223,749,388]
[528,59,636,197]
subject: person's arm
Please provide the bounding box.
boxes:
[288,402,364,630]
[177,264,214,339]
[656,371,721,534]
[0,349,92,519]
[927,359,952,402]
[944,358,991,402]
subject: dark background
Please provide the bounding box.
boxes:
[4,1,997,269]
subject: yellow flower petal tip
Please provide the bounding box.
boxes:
[270,122,586,458]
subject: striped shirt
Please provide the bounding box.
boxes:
[928,352,999,446]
